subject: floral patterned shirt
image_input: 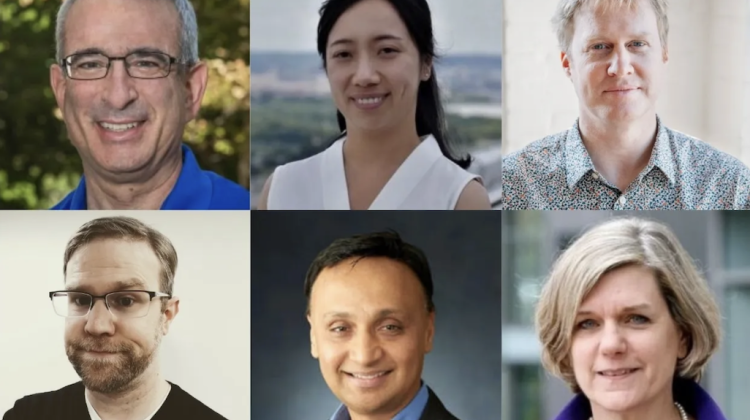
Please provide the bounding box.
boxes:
[502,117,750,210]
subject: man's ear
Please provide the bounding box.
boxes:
[50,64,67,114]
[561,51,572,79]
[183,62,209,121]
[307,314,319,359]
[161,297,180,335]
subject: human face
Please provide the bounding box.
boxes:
[63,238,178,394]
[570,264,687,415]
[562,0,667,125]
[307,257,434,418]
[50,0,207,181]
[325,0,431,134]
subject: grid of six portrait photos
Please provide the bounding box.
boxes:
[0,0,747,420]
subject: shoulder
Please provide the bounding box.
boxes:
[159,383,227,420]
[4,382,85,418]
[202,171,251,210]
[50,192,74,210]
[454,179,491,210]
[263,145,334,209]
[503,130,567,175]
[669,127,750,174]
[421,387,461,420]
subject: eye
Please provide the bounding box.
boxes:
[380,47,399,55]
[329,325,348,333]
[332,51,351,59]
[591,43,608,51]
[577,319,597,330]
[630,41,647,48]
[628,314,650,324]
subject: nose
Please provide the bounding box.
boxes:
[101,60,138,110]
[349,330,383,365]
[84,299,115,336]
[599,322,627,356]
[352,56,380,87]
[607,46,634,77]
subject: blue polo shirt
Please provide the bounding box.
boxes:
[51,144,250,210]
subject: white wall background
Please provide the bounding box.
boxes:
[0,211,250,420]
[503,0,750,166]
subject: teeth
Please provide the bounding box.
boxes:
[100,122,139,132]
[356,97,383,105]
[351,372,386,379]
[600,369,634,376]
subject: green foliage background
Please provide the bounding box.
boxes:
[0,0,250,209]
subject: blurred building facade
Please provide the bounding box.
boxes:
[503,0,750,166]
[501,211,750,420]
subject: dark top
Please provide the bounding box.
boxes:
[420,387,461,420]
[52,144,251,210]
[2,381,228,420]
[554,377,727,420]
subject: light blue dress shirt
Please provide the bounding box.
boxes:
[330,382,429,420]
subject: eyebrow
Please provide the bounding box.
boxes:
[583,32,653,43]
[323,308,405,320]
[328,34,404,49]
[576,303,653,316]
[66,278,149,293]
[68,46,170,57]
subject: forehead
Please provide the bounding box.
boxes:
[572,0,659,40]
[328,0,411,45]
[579,264,665,310]
[310,257,426,316]
[65,238,162,291]
[63,0,180,56]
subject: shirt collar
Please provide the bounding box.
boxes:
[330,382,429,420]
[563,116,676,189]
[553,377,727,420]
[66,144,212,210]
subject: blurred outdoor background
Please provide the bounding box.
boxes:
[0,0,250,209]
[502,210,750,420]
[250,0,503,207]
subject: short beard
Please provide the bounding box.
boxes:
[66,328,162,394]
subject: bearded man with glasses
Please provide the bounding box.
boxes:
[2,216,227,420]
[48,0,250,210]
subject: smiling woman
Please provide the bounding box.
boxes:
[535,218,728,420]
[255,0,491,210]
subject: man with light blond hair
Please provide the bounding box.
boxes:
[502,0,750,210]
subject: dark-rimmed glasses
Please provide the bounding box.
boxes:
[49,290,171,318]
[60,51,179,80]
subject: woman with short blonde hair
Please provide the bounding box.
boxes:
[536,218,727,420]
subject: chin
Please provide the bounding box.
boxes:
[590,390,644,413]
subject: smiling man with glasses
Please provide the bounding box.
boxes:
[2,216,227,420]
[48,0,250,210]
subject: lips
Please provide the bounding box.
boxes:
[347,371,390,379]
[98,121,144,132]
[598,368,639,377]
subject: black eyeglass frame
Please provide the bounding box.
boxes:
[48,289,172,318]
[59,51,181,80]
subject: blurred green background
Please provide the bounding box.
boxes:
[0,0,250,209]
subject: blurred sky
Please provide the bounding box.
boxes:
[250,0,502,54]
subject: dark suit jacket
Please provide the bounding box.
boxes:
[420,387,460,420]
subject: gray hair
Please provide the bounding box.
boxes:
[55,0,199,66]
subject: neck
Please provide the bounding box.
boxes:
[578,112,658,191]
[343,123,422,167]
[348,381,422,420]
[85,364,169,420]
[590,394,684,420]
[84,146,183,210]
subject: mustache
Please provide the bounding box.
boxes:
[90,106,149,122]
[70,338,132,353]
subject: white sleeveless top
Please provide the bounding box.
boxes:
[267,135,480,210]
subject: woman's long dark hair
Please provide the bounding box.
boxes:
[316,0,472,169]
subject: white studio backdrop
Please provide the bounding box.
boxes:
[0,211,250,420]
